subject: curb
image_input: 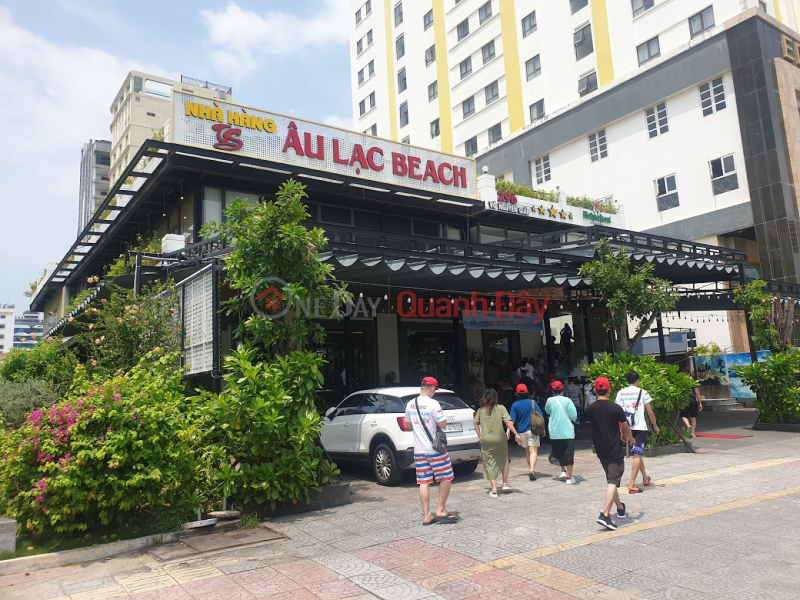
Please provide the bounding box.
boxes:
[752,422,800,433]
[0,531,180,577]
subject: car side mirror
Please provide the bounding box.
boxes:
[325,407,336,420]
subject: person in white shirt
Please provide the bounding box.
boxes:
[524,359,535,380]
[614,370,660,494]
[405,377,458,524]
[584,381,597,408]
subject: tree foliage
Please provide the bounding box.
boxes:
[580,239,679,352]
[692,342,722,357]
[0,339,76,393]
[734,280,795,353]
[736,351,800,424]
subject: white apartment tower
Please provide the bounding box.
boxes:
[109,72,233,185]
[0,305,14,355]
[77,139,111,233]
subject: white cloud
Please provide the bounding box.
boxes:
[0,8,167,312]
[201,1,350,75]
[321,114,353,129]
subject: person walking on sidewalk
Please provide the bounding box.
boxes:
[680,374,703,438]
[509,384,546,481]
[615,370,660,494]
[585,377,636,531]
[406,377,458,525]
[545,380,579,484]
[474,389,522,497]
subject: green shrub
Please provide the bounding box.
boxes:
[565,195,618,214]
[737,351,800,424]
[0,339,76,392]
[495,180,559,203]
[584,353,695,446]
[194,346,339,510]
[0,380,60,429]
[0,349,199,534]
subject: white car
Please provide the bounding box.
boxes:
[320,387,481,486]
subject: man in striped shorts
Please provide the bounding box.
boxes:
[405,377,458,525]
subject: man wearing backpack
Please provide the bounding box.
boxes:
[615,370,660,494]
[510,384,546,480]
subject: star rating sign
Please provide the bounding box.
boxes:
[538,205,546,215]
[559,209,567,219]
[568,212,574,220]
[548,207,558,218]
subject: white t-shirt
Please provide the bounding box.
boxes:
[524,362,535,379]
[535,357,545,374]
[614,385,652,431]
[584,384,597,407]
[405,396,446,455]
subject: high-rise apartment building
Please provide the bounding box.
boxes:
[13,311,43,350]
[77,139,111,233]
[350,0,798,156]
[109,72,233,185]
[0,305,14,355]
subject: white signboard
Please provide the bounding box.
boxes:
[482,188,624,228]
[171,93,476,199]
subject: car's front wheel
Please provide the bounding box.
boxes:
[372,443,403,486]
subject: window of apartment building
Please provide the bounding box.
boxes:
[485,81,499,104]
[655,174,679,211]
[488,123,502,144]
[398,68,407,93]
[460,56,473,79]
[632,0,655,17]
[646,102,669,137]
[366,0,372,14]
[396,35,405,59]
[570,0,588,14]
[637,36,660,66]
[689,6,715,38]
[526,55,541,80]
[357,39,364,55]
[710,154,739,195]
[457,19,470,41]
[356,8,362,24]
[425,44,436,65]
[574,24,594,61]
[465,136,478,157]
[399,101,409,127]
[369,91,376,108]
[759,1,768,12]
[359,99,366,116]
[578,71,598,96]
[367,124,377,136]
[431,118,441,138]
[530,99,545,122]
[358,68,365,85]
[367,29,373,45]
[394,2,403,26]
[588,129,608,161]
[479,2,492,24]
[428,81,438,101]
[424,9,433,30]
[368,60,374,77]
[535,155,551,184]
[522,11,537,37]
[402,136,410,143]
[699,77,726,116]
[482,40,496,64]
[463,95,476,118]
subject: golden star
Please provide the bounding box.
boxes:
[568,212,574,219]
[538,205,546,215]
[559,210,567,219]
[548,207,557,218]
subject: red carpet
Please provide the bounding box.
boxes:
[694,433,753,439]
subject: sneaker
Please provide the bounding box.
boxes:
[565,477,577,485]
[596,513,617,530]
[558,471,567,480]
[616,503,627,519]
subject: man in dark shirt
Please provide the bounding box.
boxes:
[585,377,635,531]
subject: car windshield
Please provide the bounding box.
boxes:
[399,393,469,411]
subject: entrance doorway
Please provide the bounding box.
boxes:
[317,319,376,408]
[399,320,458,390]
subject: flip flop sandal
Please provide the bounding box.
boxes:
[489,490,498,498]
[502,484,511,491]
[423,517,437,526]
[436,513,459,523]
[628,487,642,494]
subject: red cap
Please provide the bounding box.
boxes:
[515,383,529,394]
[594,377,611,392]
[551,380,564,391]
[421,376,438,388]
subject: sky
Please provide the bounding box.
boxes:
[0,0,352,314]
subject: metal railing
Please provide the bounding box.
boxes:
[180,75,232,95]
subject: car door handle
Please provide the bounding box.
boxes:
[343,423,350,427]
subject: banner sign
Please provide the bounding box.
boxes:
[171,93,477,199]
[463,314,544,331]
[726,351,771,399]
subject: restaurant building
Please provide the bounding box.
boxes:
[30,92,779,402]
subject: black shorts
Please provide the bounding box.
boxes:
[549,439,575,466]
[633,430,649,449]
[600,457,625,487]
[681,403,699,418]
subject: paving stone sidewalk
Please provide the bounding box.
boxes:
[3,412,800,600]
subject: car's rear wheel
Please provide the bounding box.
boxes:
[453,459,479,476]
[373,443,403,486]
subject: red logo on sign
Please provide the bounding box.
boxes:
[592,200,601,214]
[211,123,243,151]
[255,285,286,311]
[497,191,518,204]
